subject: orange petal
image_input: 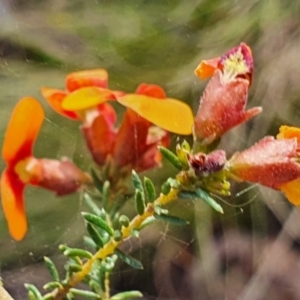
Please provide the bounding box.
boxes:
[41,87,79,120]
[66,69,108,92]
[2,97,44,164]
[280,179,300,206]
[62,87,115,111]
[135,83,166,99]
[277,126,300,143]
[117,95,193,135]
[1,169,27,240]
[194,57,220,80]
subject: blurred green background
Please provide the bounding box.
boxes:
[2,0,300,299]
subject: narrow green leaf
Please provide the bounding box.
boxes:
[195,188,224,214]
[102,181,110,209]
[135,190,145,215]
[82,212,114,236]
[161,181,171,195]
[68,263,83,273]
[110,291,143,300]
[132,170,143,191]
[43,281,63,291]
[69,288,101,299]
[84,193,103,217]
[43,293,55,300]
[144,177,156,203]
[154,213,189,226]
[138,216,156,230]
[158,146,182,170]
[44,257,60,282]
[178,191,197,199]
[84,236,97,249]
[24,284,43,300]
[66,292,75,300]
[90,168,103,192]
[131,229,139,238]
[115,249,143,270]
[64,248,93,259]
[87,223,104,248]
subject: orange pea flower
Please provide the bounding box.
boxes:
[228,126,300,205]
[41,69,120,120]
[193,43,262,146]
[60,80,193,171]
[1,98,91,240]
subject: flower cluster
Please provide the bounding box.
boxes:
[2,42,300,245]
[1,70,193,240]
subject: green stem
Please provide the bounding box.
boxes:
[49,188,180,300]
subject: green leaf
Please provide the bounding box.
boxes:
[84,193,103,217]
[158,146,182,170]
[82,212,114,236]
[44,256,60,282]
[43,281,63,291]
[69,288,101,299]
[115,249,143,270]
[24,284,43,300]
[132,170,143,192]
[161,180,171,195]
[135,190,145,215]
[138,216,157,230]
[66,293,75,300]
[110,291,143,300]
[63,248,93,259]
[87,223,104,248]
[178,191,198,199]
[144,177,156,203]
[102,181,110,209]
[90,168,103,192]
[67,263,83,273]
[43,293,55,300]
[154,213,189,226]
[195,188,224,214]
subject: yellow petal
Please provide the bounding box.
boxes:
[62,87,113,111]
[117,94,193,135]
[280,179,300,206]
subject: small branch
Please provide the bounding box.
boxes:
[50,188,180,300]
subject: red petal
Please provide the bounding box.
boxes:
[1,169,27,241]
[135,83,166,99]
[41,87,79,120]
[113,109,150,168]
[98,103,117,127]
[2,97,44,165]
[82,113,117,165]
[66,69,108,92]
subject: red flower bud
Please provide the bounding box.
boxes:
[194,43,262,146]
